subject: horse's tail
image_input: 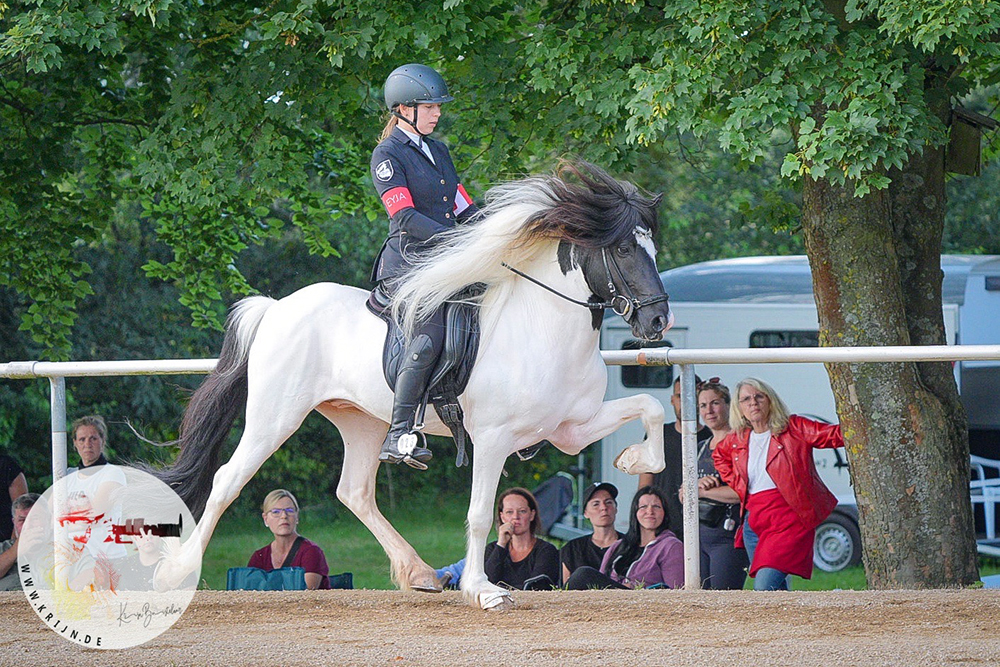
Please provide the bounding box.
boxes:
[149,295,276,519]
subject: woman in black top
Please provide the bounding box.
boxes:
[369,63,479,470]
[484,488,559,590]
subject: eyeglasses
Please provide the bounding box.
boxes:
[739,393,768,405]
[267,508,298,517]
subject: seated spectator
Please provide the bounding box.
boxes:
[1,454,28,540]
[565,485,683,590]
[484,487,560,590]
[560,482,623,583]
[248,489,330,590]
[0,493,40,591]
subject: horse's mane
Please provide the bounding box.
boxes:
[390,161,661,333]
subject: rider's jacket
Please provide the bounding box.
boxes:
[369,127,478,283]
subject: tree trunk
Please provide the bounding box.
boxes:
[801,143,979,586]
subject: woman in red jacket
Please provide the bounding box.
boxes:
[712,377,844,590]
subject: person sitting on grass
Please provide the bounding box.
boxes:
[484,487,560,590]
[247,489,330,590]
[565,485,683,590]
[559,482,623,583]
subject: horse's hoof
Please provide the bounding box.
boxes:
[479,590,514,611]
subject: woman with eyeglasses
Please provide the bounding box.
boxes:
[248,489,330,589]
[712,377,844,591]
[484,487,559,590]
[678,378,749,590]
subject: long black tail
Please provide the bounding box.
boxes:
[145,296,275,519]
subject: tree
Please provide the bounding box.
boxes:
[612,0,1000,587]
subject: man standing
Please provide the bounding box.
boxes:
[560,482,624,583]
[638,376,711,540]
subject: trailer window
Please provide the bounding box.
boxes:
[750,330,820,348]
[621,340,673,388]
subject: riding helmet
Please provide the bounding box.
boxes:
[384,64,454,109]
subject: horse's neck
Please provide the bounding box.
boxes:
[484,245,602,354]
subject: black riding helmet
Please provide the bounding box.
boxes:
[384,64,454,138]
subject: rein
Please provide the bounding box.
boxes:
[501,247,669,320]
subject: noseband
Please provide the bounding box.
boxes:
[501,247,669,322]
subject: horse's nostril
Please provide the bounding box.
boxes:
[651,316,666,332]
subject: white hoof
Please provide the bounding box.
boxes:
[613,444,664,475]
[479,590,514,611]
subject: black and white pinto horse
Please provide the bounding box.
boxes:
[153,162,673,609]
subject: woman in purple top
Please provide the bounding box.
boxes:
[247,489,330,590]
[566,485,683,590]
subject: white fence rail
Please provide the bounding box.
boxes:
[3,343,1000,590]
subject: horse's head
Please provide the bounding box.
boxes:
[537,161,673,341]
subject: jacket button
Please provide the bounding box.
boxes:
[445,213,451,218]
[443,196,448,201]
[440,179,446,185]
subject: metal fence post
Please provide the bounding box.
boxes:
[49,376,68,481]
[680,364,701,589]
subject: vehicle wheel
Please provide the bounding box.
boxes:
[813,513,862,572]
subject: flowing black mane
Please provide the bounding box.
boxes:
[523,161,662,248]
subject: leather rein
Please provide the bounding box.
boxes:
[501,246,670,321]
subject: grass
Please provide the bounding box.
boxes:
[199,502,1000,591]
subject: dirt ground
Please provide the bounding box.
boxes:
[3,588,999,666]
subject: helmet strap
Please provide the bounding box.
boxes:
[392,105,429,145]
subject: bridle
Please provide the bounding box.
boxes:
[501,243,670,322]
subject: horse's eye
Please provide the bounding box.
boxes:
[616,244,631,256]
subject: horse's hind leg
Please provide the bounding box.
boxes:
[317,403,442,593]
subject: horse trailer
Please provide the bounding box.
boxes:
[594,254,1000,572]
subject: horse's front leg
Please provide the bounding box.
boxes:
[460,431,514,611]
[550,394,665,475]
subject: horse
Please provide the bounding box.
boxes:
[151,161,673,610]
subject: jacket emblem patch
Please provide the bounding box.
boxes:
[375,159,394,182]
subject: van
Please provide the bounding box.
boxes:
[592,254,1000,571]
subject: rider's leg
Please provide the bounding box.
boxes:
[380,306,446,469]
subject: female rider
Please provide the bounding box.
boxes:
[369,63,479,469]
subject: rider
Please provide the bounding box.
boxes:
[370,63,478,469]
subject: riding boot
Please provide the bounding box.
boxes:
[380,333,437,469]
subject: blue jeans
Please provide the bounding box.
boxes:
[743,514,791,591]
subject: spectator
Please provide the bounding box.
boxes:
[679,378,748,589]
[0,493,40,591]
[639,376,711,540]
[248,489,331,590]
[559,482,623,583]
[0,455,28,539]
[484,487,560,590]
[565,485,683,590]
[713,377,844,591]
[72,414,111,468]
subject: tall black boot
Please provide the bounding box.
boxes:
[380,333,437,469]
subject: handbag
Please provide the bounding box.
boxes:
[698,499,729,527]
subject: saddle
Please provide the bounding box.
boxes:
[367,286,482,467]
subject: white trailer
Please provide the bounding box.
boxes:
[595,254,1000,571]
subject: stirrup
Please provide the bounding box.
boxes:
[380,431,433,470]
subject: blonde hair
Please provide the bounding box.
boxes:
[729,377,791,434]
[261,489,300,514]
[378,113,399,143]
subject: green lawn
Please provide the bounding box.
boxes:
[199,501,1000,591]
